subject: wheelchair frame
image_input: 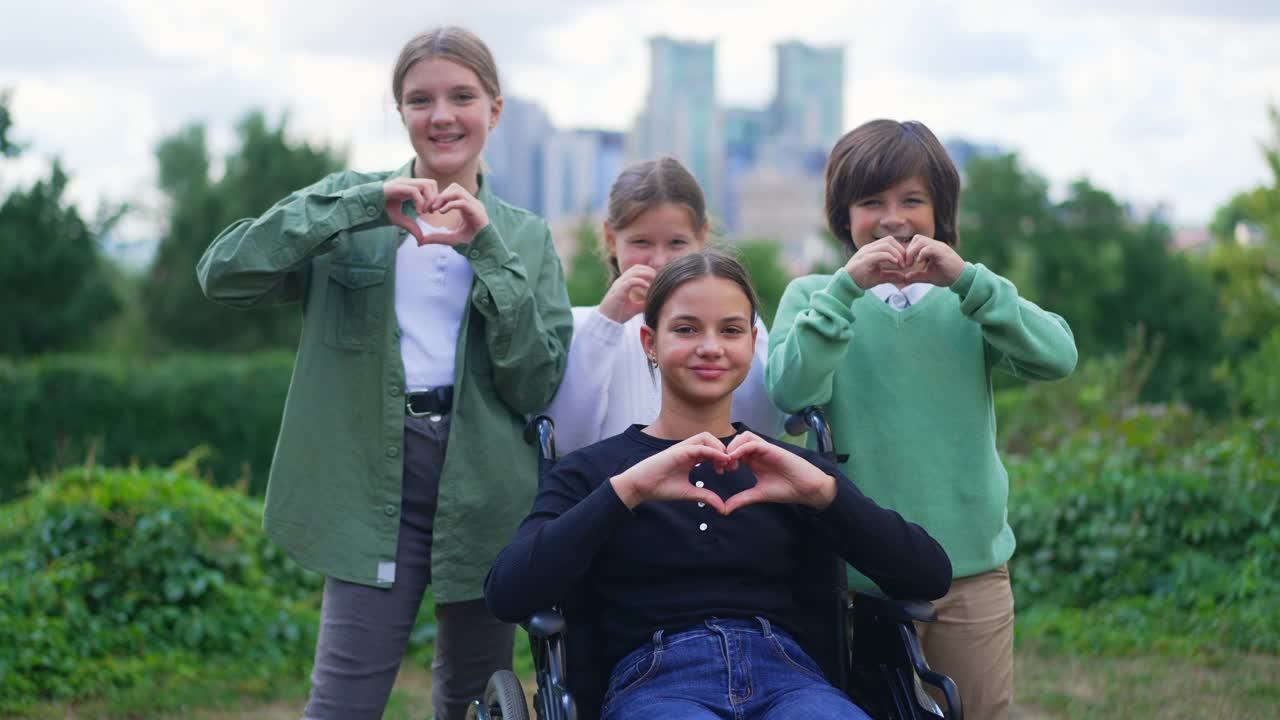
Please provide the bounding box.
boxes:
[468,410,963,720]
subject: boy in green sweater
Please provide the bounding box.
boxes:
[766,119,1077,720]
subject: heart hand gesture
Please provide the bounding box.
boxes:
[722,432,837,514]
[382,178,490,247]
[900,234,965,286]
[610,433,731,513]
[843,236,911,289]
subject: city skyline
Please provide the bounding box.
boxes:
[3,0,1279,253]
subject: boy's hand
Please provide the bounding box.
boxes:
[902,235,966,286]
[844,236,910,289]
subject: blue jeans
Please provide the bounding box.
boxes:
[600,617,871,720]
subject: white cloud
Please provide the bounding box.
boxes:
[1,0,1277,235]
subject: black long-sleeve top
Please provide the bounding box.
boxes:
[484,424,952,670]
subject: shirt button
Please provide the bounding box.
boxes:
[469,249,481,259]
[388,386,401,397]
[699,523,709,532]
[695,481,705,488]
[386,446,399,458]
[367,206,378,217]
[384,504,397,516]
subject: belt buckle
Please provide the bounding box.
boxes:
[405,393,430,418]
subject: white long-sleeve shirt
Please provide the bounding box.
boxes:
[544,306,787,454]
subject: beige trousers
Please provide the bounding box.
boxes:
[913,564,1015,720]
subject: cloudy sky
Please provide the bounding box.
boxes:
[2,0,1278,249]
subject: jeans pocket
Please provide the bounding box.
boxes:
[602,648,663,709]
[768,632,828,683]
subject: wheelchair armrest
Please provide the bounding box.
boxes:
[853,590,938,624]
[898,624,964,720]
[525,609,566,639]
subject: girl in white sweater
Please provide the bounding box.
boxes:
[546,157,784,453]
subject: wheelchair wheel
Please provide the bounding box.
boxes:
[466,669,529,720]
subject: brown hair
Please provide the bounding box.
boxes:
[392,27,501,105]
[824,119,961,255]
[643,249,760,330]
[604,157,708,280]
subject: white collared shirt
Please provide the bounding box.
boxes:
[395,235,474,391]
[869,283,933,311]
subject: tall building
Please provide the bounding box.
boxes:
[541,129,626,225]
[757,41,845,176]
[630,36,724,218]
[484,96,552,215]
[722,108,770,232]
[771,41,845,150]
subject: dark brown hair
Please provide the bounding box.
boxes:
[643,249,760,330]
[392,27,501,106]
[824,119,961,255]
[604,157,708,280]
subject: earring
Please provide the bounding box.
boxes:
[647,355,658,369]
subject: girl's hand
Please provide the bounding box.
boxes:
[420,183,490,247]
[610,433,731,513]
[902,234,966,286]
[383,178,440,245]
[722,432,836,513]
[844,236,909,289]
[597,265,658,324]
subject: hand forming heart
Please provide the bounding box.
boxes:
[610,431,836,515]
[383,177,490,247]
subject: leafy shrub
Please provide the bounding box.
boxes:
[0,352,293,500]
[1008,410,1280,655]
[0,459,321,712]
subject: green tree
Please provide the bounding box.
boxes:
[733,239,790,328]
[0,96,119,355]
[958,152,1054,290]
[142,111,345,351]
[0,89,21,158]
[959,153,1226,409]
[564,218,609,306]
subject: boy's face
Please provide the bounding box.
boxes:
[847,175,936,251]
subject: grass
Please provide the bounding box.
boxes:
[12,637,1276,719]
[1013,642,1280,719]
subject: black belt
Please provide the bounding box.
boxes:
[405,386,454,417]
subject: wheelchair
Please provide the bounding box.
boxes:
[468,408,963,720]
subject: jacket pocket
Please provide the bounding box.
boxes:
[324,263,388,351]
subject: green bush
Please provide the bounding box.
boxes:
[1008,410,1280,655]
[0,459,321,712]
[0,352,292,500]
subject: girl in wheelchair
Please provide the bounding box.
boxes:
[485,250,951,720]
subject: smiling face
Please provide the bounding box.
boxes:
[605,202,708,275]
[642,274,757,408]
[398,57,502,190]
[847,174,937,251]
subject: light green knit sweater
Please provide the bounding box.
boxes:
[766,263,1077,586]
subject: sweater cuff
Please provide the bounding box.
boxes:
[826,268,866,307]
[949,262,979,298]
[579,308,627,346]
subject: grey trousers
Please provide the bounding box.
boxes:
[303,413,516,720]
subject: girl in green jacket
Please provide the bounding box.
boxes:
[197,27,572,720]
[765,119,1077,720]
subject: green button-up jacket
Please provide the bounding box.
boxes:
[196,161,573,602]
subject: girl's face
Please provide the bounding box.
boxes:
[642,275,757,407]
[847,175,936,251]
[606,203,708,275]
[399,57,502,187]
